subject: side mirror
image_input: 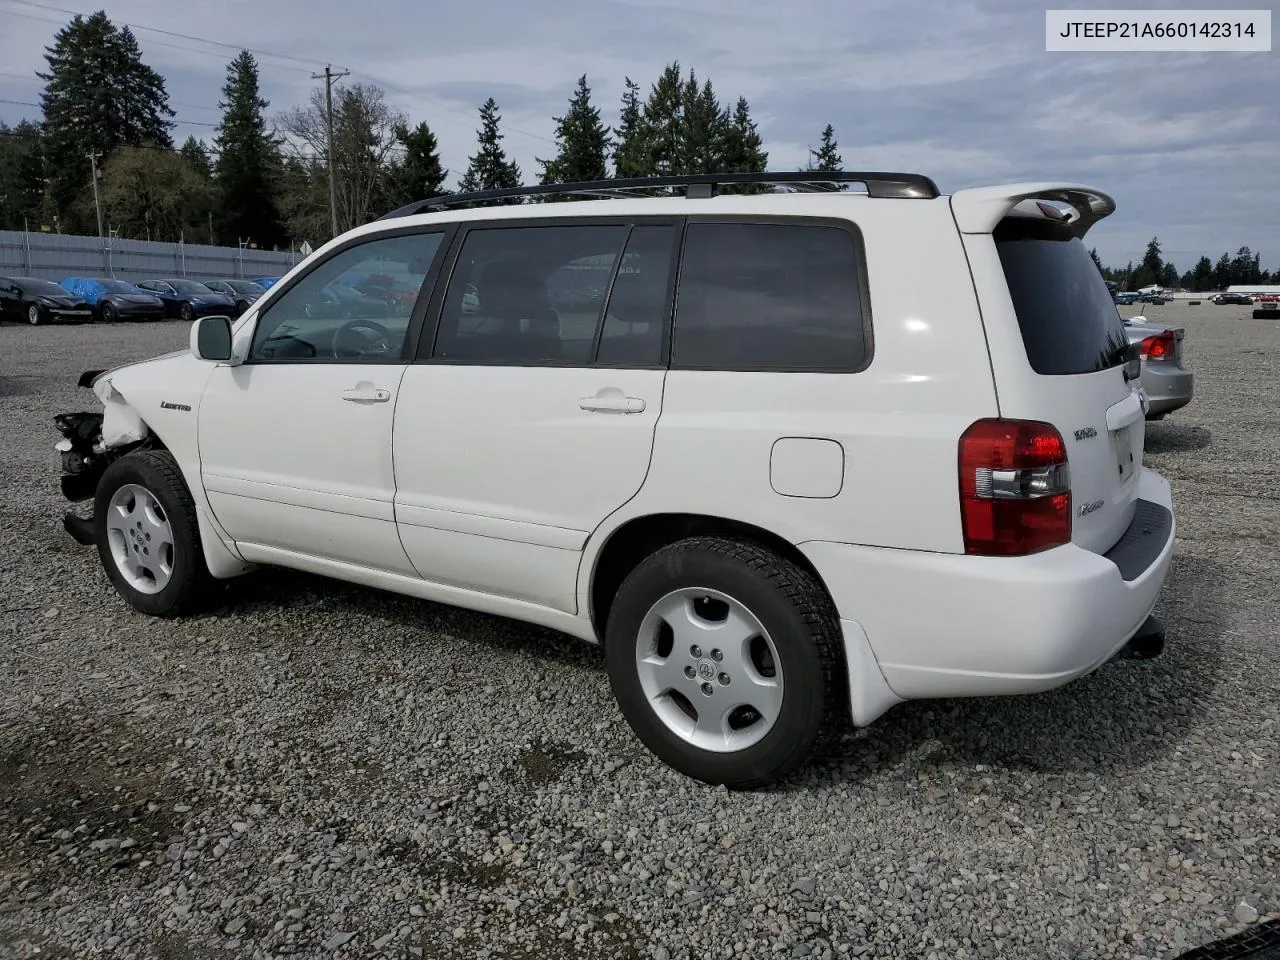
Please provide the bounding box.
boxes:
[190,315,234,362]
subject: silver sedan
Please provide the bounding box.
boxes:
[1124,318,1193,419]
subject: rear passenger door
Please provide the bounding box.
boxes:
[393,220,678,613]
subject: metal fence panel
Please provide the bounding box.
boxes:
[0,230,304,284]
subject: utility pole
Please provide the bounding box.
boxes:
[87,151,104,238]
[311,64,349,238]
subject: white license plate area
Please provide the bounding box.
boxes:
[1112,425,1136,483]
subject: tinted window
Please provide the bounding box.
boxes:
[249,231,443,363]
[672,222,867,372]
[432,225,628,364]
[229,280,267,295]
[596,226,674,366]
[169,279,213,294]
[995,217,1130,376]
[15,278,68,297]
[98,279,138,293]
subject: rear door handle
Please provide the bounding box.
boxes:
[341,386,391,403]
[579,394,646,414]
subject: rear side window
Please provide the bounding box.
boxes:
[995,217,1130,376]
[672,222,868,372]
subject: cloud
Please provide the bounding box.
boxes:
[0,0,1275,267]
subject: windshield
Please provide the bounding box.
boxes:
[98,279,140,294]
[168,279,215,295]
[228,281,266,295]
[995,217,1130,376]
[16,278,69,297]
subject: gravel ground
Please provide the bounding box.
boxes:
[1,304,1277,960]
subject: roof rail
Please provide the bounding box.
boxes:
[379,171,940,219]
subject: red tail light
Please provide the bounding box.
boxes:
[958,419,1071,556]
[1139,331,1176,360]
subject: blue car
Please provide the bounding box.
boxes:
[1114,291,1141,305]
[135,278,237,321]
[59,277,166,323]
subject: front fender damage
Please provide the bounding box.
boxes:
[55,372,155,544]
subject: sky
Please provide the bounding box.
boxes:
[0,0,1276,271]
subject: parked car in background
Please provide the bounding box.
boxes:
[1123,317,1193,419]
[1254,295,1280,320]
[1114,291,1141,305]
[202,279,267,316]
[59,277,166,323]
[135,279,237,321]
[252,276,281,289]
[1137,293,1169,305]
[0,276,93,325]
[1212,292,1253,305]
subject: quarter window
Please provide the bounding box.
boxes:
[248,231,443,363]
[672,222,869,372]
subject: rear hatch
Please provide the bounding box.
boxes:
[994,214,1144,554]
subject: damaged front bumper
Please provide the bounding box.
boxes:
[54,368,146,546]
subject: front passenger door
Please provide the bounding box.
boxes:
[198,228,449,573]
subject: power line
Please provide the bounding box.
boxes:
[1,0,324,73]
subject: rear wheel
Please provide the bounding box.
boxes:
[94,450,211,617]
[100,302,118,324]
[27,303,41,325]
[605,537,844,789]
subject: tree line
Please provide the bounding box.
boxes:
[0,14,836,249]
[1091,236,1275,292]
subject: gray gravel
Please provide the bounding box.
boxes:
[1,305,1278,960]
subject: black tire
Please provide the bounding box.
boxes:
[236,300,249,316]
[605,537,845,789]
[93,450,211,618]
[180,302,194,322]
[100,301,118,324]
[27,303,41,326]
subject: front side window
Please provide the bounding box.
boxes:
[248,231,444,363]
[672,222,869,372]
[431,225,628,364]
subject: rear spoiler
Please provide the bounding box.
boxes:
[950,182,1116,239]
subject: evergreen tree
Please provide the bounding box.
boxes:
[1089,247,1105,275]
[0,120,48,230]
[386,120,448,208]
[721,96,767,173]
[1190,255,1214,291]
[458,98,522,202]
[1159,262,1179,288]
[38,12,174,231]
[612,78,648,178]
[678,73,727,175]
[1130,236,1163,289]
[214,51,285,248]
[638,63,685,177]
[1212,252,1232,289]
[538,75,611,191]
[808,124,842,173]
[180,135,212,180]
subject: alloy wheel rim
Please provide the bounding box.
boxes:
[105,483,175,594]
[634,587,783,753]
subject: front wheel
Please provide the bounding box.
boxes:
[27,303,41,325]
[180,302,194,322]
[605,537,845,789]
[94,450,211,617]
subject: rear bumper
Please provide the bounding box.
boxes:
[800,467,1175,702]
[1141,364,1193,417]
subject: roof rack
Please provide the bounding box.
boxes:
[379,171,940,219]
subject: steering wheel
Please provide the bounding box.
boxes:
[332,319,392,358]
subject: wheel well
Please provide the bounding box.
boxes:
[589,513,833,639]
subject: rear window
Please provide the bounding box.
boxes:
[995,217,1130,376]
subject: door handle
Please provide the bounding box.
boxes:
[341,386,391,403]
[579,394,646,414]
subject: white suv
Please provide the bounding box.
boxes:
[55,173,1175,788]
